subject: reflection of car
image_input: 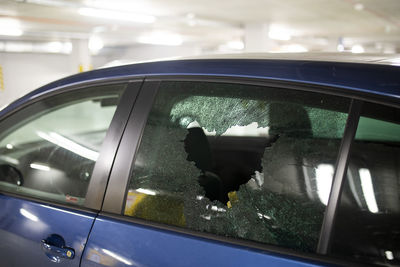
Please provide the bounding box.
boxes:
[0,54,400,266]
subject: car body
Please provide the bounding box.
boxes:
[0,53,399,267]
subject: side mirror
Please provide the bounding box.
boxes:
[0,164,23,186]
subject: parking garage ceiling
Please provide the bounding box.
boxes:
[0,0,399,54]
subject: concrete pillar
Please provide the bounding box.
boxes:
[70,39,92,73]
[244,23,273,52]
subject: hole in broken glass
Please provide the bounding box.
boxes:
[183,122,275,205]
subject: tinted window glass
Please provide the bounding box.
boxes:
[0,84,125,206]
[125,81,349,252]
[331,102,400,265]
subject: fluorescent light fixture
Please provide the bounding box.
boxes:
[351,44,365,53]
[37,131,99,161]
[268,25,291,41]
[30,163,50,171]
[84,0,151,13]
[0,41,72,54]
[44,41,72,54]
[46,41,63,53]
[78,7,155,23]
[316,164,334,205]
[88,36,104,54]
[20,208,39,222]
[137,32,183,46]
[102,249,132,265]
[227,40,244,50]
[24,0,73,7]
[136,188,156,196]
[359,168,379,213]
[385,250,394,261]
[0,18,23,37]
[354,3,364,11]
[5,42,33,52]
[0,28,23,37]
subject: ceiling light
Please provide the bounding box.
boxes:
[354,3,364,11]
[88,36,104,54]
[78,7,155,23]
[351,44,365,53]
[46,41,64,53]
[20,0,74,7]
[268,25,291,41]
[227,40,244,50]
[137,32,183,46]
[0,28,23,36]
[0,18,23,36]
[4,42,33,52]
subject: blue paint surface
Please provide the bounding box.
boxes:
[81,216,326,267]
[1,59,400,118]
[0,194,95,267]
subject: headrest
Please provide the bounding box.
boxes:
[268,103,312,138]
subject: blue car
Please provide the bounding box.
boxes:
[0,54,399,266]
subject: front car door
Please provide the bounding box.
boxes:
[0,80,140,266]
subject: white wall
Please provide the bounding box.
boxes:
[120,44,201,62]
[0,52,73,109]
[0,44,201,109]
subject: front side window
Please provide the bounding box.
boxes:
[124,81,350,252]
[0,84,125,206]
[331,102,400,265]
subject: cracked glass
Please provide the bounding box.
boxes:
[124,81,350,252]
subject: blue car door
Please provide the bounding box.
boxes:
[81,79,354,266]
[0,81,140,266]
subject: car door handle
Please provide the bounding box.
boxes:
[41,234,75,262]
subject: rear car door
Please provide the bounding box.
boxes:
[0,80,141,266]
[81,78,355,266]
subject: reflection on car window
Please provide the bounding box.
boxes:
[331,102,400,265]
[0,84,125,206]
[124,81,350,252]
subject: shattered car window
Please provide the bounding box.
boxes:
[124,81,350,252]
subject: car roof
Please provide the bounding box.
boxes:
[1,53,400,117]
[102,52,400,67]
[191,52,400,65]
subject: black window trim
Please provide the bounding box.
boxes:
[317,99,363,254]
[102,80,160,212]
[101,74,398,266]
[0,77,144,213]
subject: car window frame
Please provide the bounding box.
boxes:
[100,75,400,266]
[0,77,143,213]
